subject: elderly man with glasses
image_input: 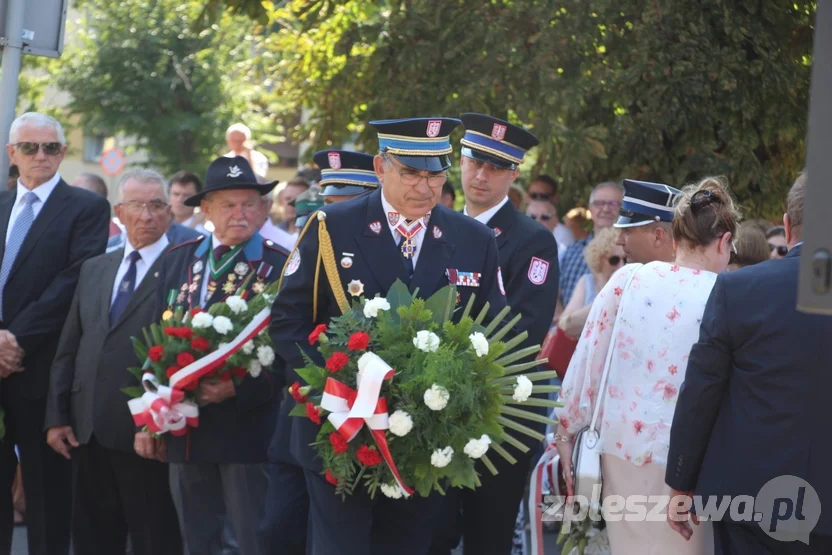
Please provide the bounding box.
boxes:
[0,112,110,555]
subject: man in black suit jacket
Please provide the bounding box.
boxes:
[45,169,182,555]
[431,113,559,555]
[157,156,286,555]
[666,173,832,553]
[0,113,110,555]
[271,117,508,555]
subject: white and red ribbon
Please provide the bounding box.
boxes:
[528,441,564,555]
[320,352,414,497]
[128,374,199,436]
[127,307,271,435]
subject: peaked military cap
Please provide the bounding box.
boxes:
[459,113,539,170]
[313,150,379,198]
[369,117,461,172]
[185,155,277,207]
[614,179,681,228]
[291,186,324,228]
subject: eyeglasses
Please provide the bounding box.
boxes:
[607,255,626,266]
[118,200,169,215]
[729,240,739,264]
[590,200,620,210]
[529,213,553,221]
[769,244,788,257]
[528,192,551,201]
[12,142,63,156]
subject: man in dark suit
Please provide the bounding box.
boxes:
[0,112,110,555]
[666,173,832,553]
[158,156,287,555]
[430,113,559,555]
[45,169,182,555]
[270,117,507,555]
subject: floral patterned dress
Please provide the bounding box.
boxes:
[555,261,717,467]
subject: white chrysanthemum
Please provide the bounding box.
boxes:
[463,435,492,459]
[512,375,533,402]
[423,384,450,411]
[388,410,413,437]
[212,316,233,335]
[363,297,391,318]
[469,332,489,357]
[430,446,454,468]
[241,340,255,355]
[248,359,262,378]
[257,345,275,366]
[380,483,404,499]
[225,296,248,314]
[191,312,214,329]
[412,330,440,353]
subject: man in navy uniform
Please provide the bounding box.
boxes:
[314,149,379,205]
[613,179,680,264]
[270,117,507,555]
[157,156,288,555]
[431,113,560,554]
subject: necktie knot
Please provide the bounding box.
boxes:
[22,192,37,206]
[127,250,141,264]
[214,245,232,260]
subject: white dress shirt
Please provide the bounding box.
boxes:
[463,195,510,226]
[259,219,297,252]
[110,234,170,306]
[381,190,430,268]
[6,173,62,245]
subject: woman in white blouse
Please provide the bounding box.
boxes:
[553,177,741,555]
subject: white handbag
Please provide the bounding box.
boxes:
[570,267,639,509]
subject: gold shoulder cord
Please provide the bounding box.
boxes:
[276,210,348,322]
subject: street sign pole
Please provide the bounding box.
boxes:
[0,0,24,182]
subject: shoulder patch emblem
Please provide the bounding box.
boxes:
[284,250,301,277]
[527,257,549,286]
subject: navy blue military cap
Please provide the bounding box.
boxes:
[369,117,461,172]
[290,187,324,228]
[312,150,379,198]
[459,113,539,170]
[614,179,681,228]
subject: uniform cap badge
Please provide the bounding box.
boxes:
[328,152,341,169]
[227,165,243,178]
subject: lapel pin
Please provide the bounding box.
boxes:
[369,221,382,235]
[154,271,159,278]
[433,226,443,240]
[493,227,502,237]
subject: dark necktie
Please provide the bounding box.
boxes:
[110,250,141,326]
[214,245,232,260]
[397,223,416,278]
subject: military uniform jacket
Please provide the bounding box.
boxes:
[270,188,507,471]
[156,232,288,464]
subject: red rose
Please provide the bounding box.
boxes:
[329,432,349,455]
[347,331,370,351]
[325,352,349,373]
[356,445,382,467]
[289,382,308,403]
[191,337,211,352]
[306,402,322,425]
[166,366,181,379]
[324,469,339,486]
[148,346,165,362]
[220,372,233,382]
[232,367,247,379]
[308,324,328,345]
[176,352,195,367]
[190,307,203,317]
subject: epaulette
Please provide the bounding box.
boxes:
[263,238,290,257]
[166,235,203,253]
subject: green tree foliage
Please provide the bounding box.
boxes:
[54,0,272,175]
[263,0,814,219]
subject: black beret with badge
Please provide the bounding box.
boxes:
[614,179,682,228]
[185,155,277,207]
[459,113,539,170]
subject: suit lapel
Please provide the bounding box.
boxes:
[0,191,15,264]
[99,250,123,326]
[409,208,455,295]
[352,190,409,292]
[110,255,163,332]
[9,181,71,279]
[486,201,517,250]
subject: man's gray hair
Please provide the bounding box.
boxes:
[9,112,67,145]
[589,180,624,202]
[226,123,252,139]
[116,169,168,203]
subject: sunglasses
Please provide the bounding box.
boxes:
[608,255,626,266]
[768,244,788,256]
[12,142,63,156]
[528,192,551,201]
[529,213,553,221]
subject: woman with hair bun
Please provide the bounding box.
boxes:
[553,176,741,555]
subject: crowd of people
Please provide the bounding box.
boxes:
[0,107,823,555]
